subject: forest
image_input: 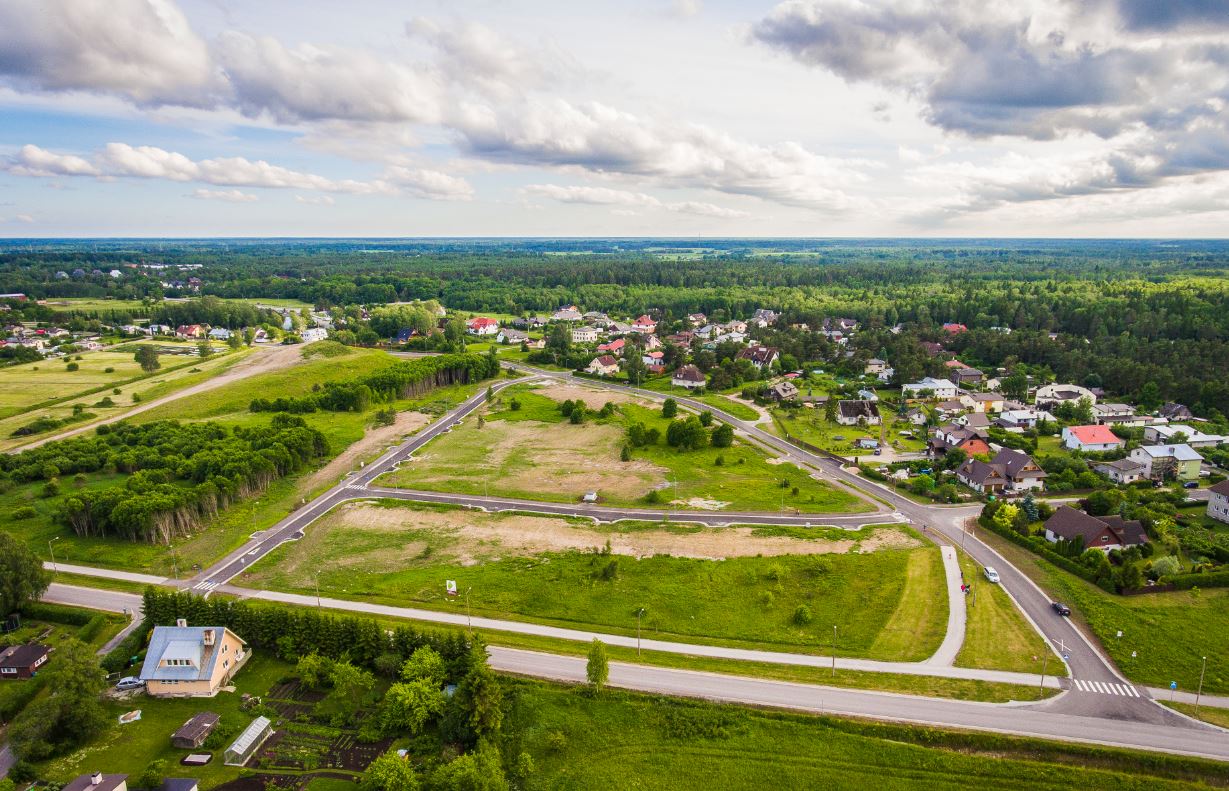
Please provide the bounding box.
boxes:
[4,238,1229,416]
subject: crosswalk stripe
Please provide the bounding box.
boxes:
[1127,685,1140,697]
[1074,679,1087,691]
[1093,681,1107,694]
[1110,684,1124,696]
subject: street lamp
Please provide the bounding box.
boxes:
[169,543,179,581]
[465,586,473,630]
[48,536,61,573]
[314,572,322,608]
[636,608,646,657]
[832,625,838,677]
[1196,656,1208,717]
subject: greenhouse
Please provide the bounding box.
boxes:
[223,716,272,766]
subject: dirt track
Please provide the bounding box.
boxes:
[11,344,305,450]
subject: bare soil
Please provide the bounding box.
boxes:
[320,502,919,563]
[298,411,430,495]
[531,381,652,410]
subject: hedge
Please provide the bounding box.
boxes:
[977,512,1115,593]
[19,601,97,626]
[1163,569,1229,591]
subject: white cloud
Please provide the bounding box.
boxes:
[295,194,335,205]
[190,188,258,202]
[381,165,474,201]
[522,183,748,218]
[5,144,100,177]
[0,0,217,105]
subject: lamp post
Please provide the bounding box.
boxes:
[636,608,646,657]
[314,573,322,608]
[48,536,61,573]
[1196,656,1208,717]
[169,544,179,581]
[1038,642,1049,699]
[831,626,838,677]
[465,587,473,630]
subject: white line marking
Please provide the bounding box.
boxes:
[1074,679,1087,691]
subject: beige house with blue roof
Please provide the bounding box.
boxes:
[139,620,248,698]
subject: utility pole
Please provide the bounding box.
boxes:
[636,608,646,657]
[1196,656,1208,717]
[48,536,61,573]
[1038,644,1049,699]
[169,544,179,581]
[314,573,321,608]
[466,587,473,631]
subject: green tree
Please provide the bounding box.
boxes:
[456,645,503,738]
[0,532,51,616]
[586,638,609,692]
[138,759,167,790]
[296,652,333,690]
[711,422,734,448]
[661,398,678,418]
[197,341,214,359]
[134,345,160,372]
[380,680,446,735]
[427,740,508,791]
[9,638,107,760]
[401,646,447,687]
[361,749,420,791]
[316,661,375,726]
[824,397,838,423]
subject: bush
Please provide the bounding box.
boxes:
[509,398,522,411]
[10,505,36,519]
[792,604,813,626]
[104,367,115,373]
[66,362,79,371]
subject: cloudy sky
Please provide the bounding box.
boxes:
[1,0,1227,237]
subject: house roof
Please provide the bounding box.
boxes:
[593,355,618,367]
[991,448,1046,479]
[162,779,199,791]
[63,775,128,791]
[1133,443,1203,461]
[1065,425,1122,446]
[0,643,49,669]
[140,626,234,683]
[672,364,705,382]
[962,413,991,429]
[1209,480,1229,497]
[737,346,778,365]
[838,400,879,420]
[173,712,220,744]
[959,459,1007,486]
[1095,458,1144,473]
[906,377,957,391]
[1044,506,1147,547]
[1160,402,1192,418]
[1151,424,1225,444]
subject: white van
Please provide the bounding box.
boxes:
[984,567,1000,584]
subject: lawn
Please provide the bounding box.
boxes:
[512,681,1225,790]
[33,653,292,790]
[240,499,942,659]
[772,406,927,456]
[381,388,869,514]
[635,376,761,421]
[978,529,1229,693]
[954,550,1065,677]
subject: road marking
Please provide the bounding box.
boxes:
[1074,679,1140,697]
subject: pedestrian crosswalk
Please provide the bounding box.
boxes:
[1072,679,1140,696]
[192,580,221,593]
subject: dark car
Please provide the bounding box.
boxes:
[1183,481,1199,489]
[1051,602,1071,617]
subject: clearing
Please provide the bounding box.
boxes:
[241,500,938,658]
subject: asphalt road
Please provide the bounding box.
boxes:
[34,583,1229,762]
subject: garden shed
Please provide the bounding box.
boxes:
[172,712,220,749]
[223,716,272,766]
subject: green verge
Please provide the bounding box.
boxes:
[510,680,1228,790]
[978,528,1229,693]
[1162,702,1229,730]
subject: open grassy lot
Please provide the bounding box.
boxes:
[241,499,941,659]
[979,528,1229,693]
[954,550,1064,677]
[40,297,153,314]
[382,383,869,514]
[512,681,1224,790]
[772,405,927,456]
[33,653,292,789]
[635,375,762,421]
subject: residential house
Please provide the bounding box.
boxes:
[1207,480,1229,525]
[687,313,707,326]
[904,407,928,426]
[737,345,779,370]
[466,317,500,336]
[856,388,879,402]
[957,459,1009,494]
[1092,403,1138,425]
[1035,383,1097,410]
[551,307,582,322]
[991,448,1047,492]
[836,400,881,426]
[996,408,1052,430]
[944,362,985,386]
[725,319,749,333]
[855,437,880,450]
[928,423,991,457]
[63,774,127,791]
[1043,506,1148,551]
[671,364,706,389]
[864,358,887,375]
[643,334,663,350]
[713,331,747,345]
[393,328,417,344]
[942,322,968,334]
[1144,424,1228,448]
[956,412,992,431]
[596,338,625,356]
[1159,402,1194,421]
[919,341,946,357]
[582,311,611,326]
[175,324,207,339]
[641,350,665,371]
[1128,444,1204,481]
[631,315,657,333]
[666,331,694,346]
[299,327,327,343]
[0,643,50,679]
[902,378,959,399]
[693,324,721,340]
[935,400,967,419]
[608,321,633,334]
[585,355,620,377]
[571,326,600,344]
[1094,458,1147,485]
[513,315,547,330]
[208,328,231,341]
[496,328,529,345]
[1061,425,1125,453]
[751,309,779,327]
[822,317,858,335]
[139,622,249,698]
[968,393,1005,413]
[769,381,800,402]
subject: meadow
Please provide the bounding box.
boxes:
[240,499,944,659]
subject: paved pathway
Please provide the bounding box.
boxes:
[925,545,967,666]
[45,561,168,585]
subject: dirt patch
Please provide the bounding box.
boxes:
[530,382,651,410]
[321,502,918,562]
[669,497,731,511]
[298,411,431,495]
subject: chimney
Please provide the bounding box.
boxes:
[91,773,103,786]
[203,629,215,646]
[176,618,187,628]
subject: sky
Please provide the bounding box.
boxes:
[0,0,1227,237]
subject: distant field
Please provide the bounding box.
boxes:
[40,296,315,313]
[241,498,942,659]
[381,382,870,514]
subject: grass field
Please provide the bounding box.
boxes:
[772,406,927,455]
[240,499,942,659]
[382,383,869,514]
[512,681,1225,790]
[954,551,1064,677]
[979,528,1229,693]
[1163,702,1229,729]
[635,376,762,421]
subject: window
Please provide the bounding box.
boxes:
[223,660,229,669]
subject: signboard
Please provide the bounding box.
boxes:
[1171,681,1178,690]
[446,580,458,596]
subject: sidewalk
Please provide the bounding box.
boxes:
[45,561,168,585]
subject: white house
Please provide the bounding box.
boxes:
[671,364,706,389]
[1094,459,1147,485]
[585,355,620,377]
[571,326,600,344]
[300,327,328,343]
[1144,424,1228,448]
[1035,383,1097,409]
[1128,444,1203,481]
[1061,424,1125,452]
[1207,480,1229,525]
[902,378,959,399]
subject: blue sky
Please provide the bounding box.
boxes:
[1,0,1227,237]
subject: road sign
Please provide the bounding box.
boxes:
[446,579,458,596]
[1062,652,1070,661]
[1171,681,1178,690]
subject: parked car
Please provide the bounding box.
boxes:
[1051,602,1071,617]
[115,676,144,690]
[984,567,1000,584]
[1183,481,1199,489]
